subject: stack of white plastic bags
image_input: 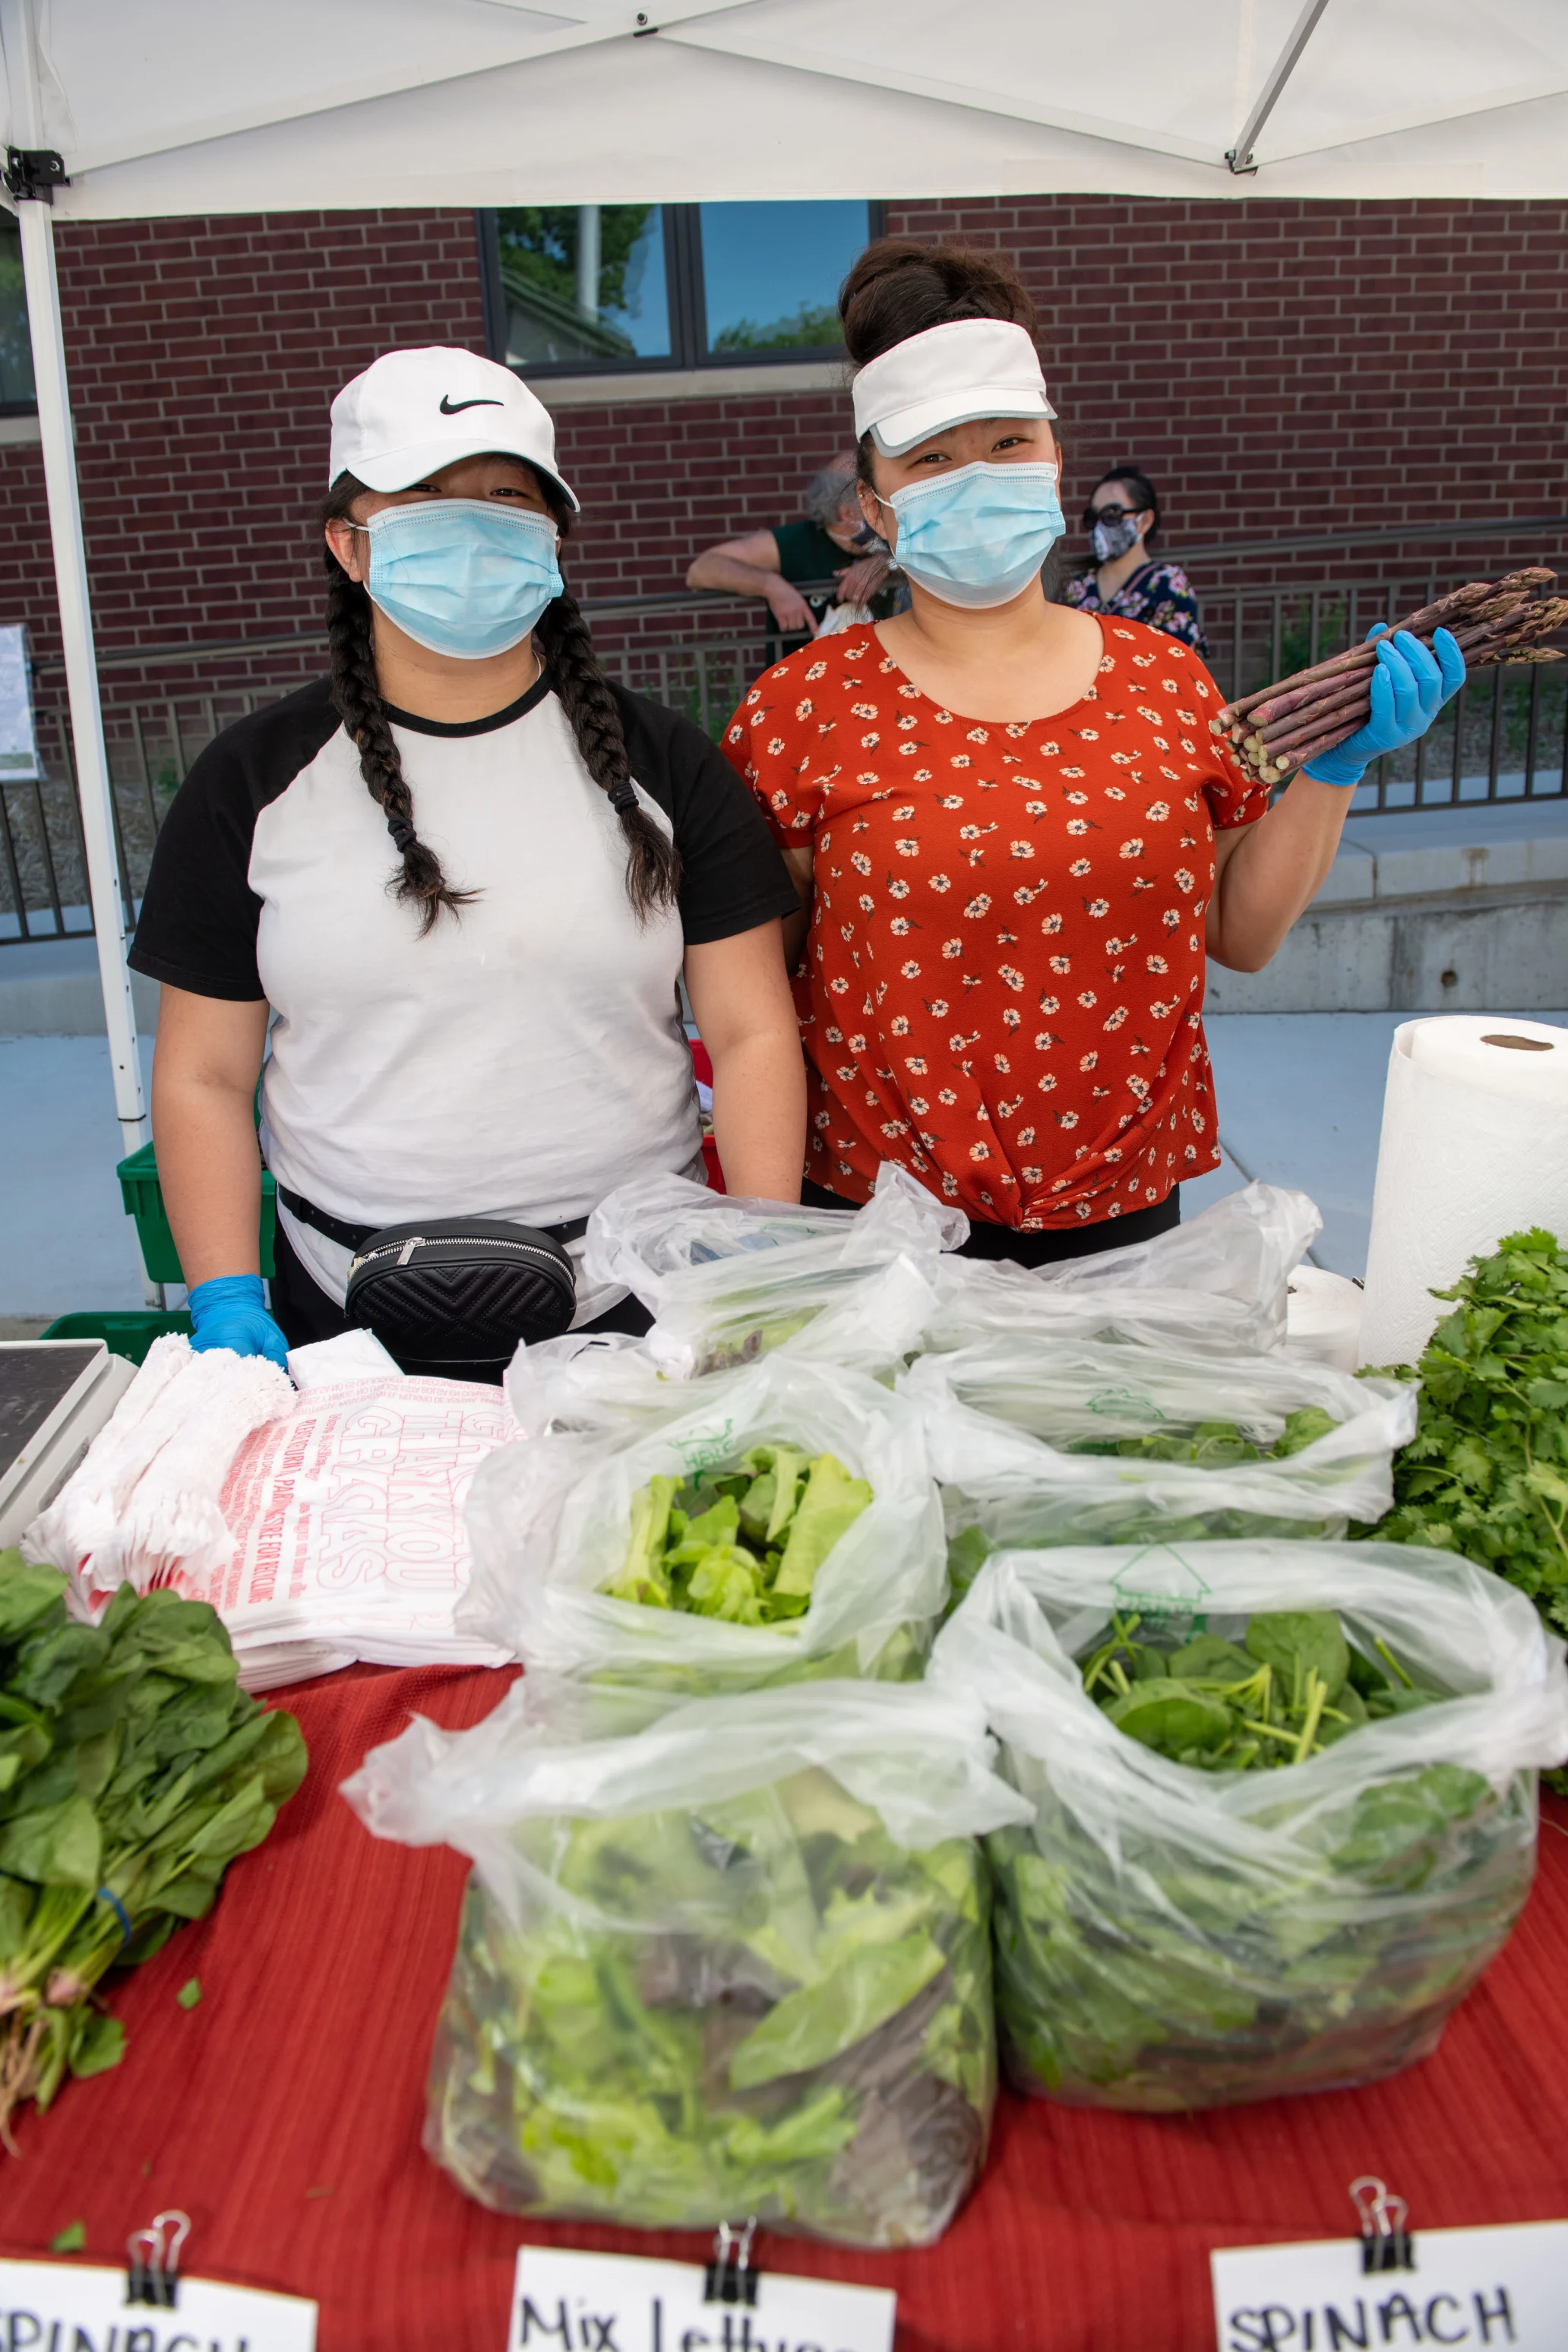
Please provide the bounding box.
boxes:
[27,1330,514,1689]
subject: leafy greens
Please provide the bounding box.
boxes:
[0,1547,306,2148]
[1366,1227,1568,1639]
[988,1604,1530,2110]
[426,1766,993,2246]
[605,1448,872,1627]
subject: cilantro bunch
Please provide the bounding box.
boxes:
[427,1767,992,2246]
[0,1549,306,2148]
[1367,1228,1568,1637]
[605,1448,873,1627]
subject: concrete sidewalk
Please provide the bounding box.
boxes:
[5,1010,1564,1322]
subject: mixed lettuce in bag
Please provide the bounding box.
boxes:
[606,1449,872,1626]
[932,1540,1568,2112]
[343,1682,1028,2245]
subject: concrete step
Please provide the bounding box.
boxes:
[0,934,160,1035]
[1209,796,1568,1013]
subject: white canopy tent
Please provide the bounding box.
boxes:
[1,0,1565,1282]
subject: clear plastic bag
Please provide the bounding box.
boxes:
[462,1356,946,1699]
[924,1182,1320,1355]
[931,1539,1568,2111]
[343,1680,1029,2244]
[901,1336,1416,1560]
[583,1162,964,1378]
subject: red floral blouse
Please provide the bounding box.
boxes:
[724,617,1268,1230]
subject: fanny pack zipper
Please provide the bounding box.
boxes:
[349,1234,574,1277]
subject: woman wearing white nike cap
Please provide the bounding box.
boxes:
[131,346,805,1377]
[729,241,1462,1260]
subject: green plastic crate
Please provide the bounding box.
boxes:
[115,1140,277,1286]
[42,1310,194,1364]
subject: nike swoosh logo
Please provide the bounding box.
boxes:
[439,395,504,415]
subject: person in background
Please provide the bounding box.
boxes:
[1062,465,1209,656]
[687,457,898,646]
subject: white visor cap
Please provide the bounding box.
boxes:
[328,346,578,510]
[852,318,1057,458]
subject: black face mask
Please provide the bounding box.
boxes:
[1089,512,1141,561]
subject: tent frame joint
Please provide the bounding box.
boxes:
[1223,147,1260,177]
[3,146,68,202]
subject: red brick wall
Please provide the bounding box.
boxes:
[1,194,1563,700]
[888,195,1568,593]
[0,210,489,688]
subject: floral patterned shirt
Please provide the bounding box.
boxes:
[1063,558,1209,658]
[724,618,1267,1229]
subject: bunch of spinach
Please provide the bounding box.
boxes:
[427,1766,993,2246]
[1366,1227,1568,1638]
[0,1548,306,2148]
[605,1447,873,1627]
[1077,1606,1436,1772]
[987,1605,1529,2111]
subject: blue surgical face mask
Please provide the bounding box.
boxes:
[880,460,1064,610]
[359,498,563,659]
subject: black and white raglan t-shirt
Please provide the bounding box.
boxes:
[129,672,798,1313]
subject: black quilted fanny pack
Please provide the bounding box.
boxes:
[277,1188,580,1370]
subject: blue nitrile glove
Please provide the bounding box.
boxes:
[1301,624,1465,787]
[187,1273,290,1367]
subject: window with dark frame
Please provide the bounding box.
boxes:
[0,217,36,411]
[478,201,883,377]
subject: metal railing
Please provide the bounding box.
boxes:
[4,568,1565,945]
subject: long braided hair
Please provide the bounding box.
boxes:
[321,469,680,935]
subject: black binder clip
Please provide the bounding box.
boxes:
[1351,2177,1415,2274]
[126,2210,190,2307]
[704,2217,760,2307]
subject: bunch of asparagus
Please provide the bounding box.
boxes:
[1213,567,1568,786]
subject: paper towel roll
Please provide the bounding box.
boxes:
[1358,1016,1568,1368]
[1283,1266,1364,1373]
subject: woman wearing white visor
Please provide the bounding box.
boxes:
[728,242,1462,1261]
[131,347,804,1377]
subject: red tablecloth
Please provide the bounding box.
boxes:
[4,1664,1566,2350]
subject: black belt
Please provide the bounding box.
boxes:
[276,1184,590,1258]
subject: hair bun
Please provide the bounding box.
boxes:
[839,238,1038,367]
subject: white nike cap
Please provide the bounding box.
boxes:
[328,345,578,510]
[851,318,1056,458]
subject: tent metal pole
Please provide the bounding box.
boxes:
[6,0,161,1304]
[1226,0,1332,173]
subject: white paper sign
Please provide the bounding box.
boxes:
[0,624,40,779]
[1212,2220,1568,2351]
[510,2246,896,2352]
[0,2258,318,2350]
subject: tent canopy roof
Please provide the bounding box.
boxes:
[3,0,1567,216]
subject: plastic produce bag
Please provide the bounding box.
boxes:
[27,1335,293,1603]
[343,1680,1029,2244]
[583,1162,964,1378]
[463,1358,944,1702]
[923,1182,1321,1356]
[902,1337,1415,1563]
[931,1540,1568,2111]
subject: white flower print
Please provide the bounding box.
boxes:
[964,894,991,918]
[1120,838,1144,859]
[930,873,952,893]
[1080,1051,1098,1072]
[900,959,922,978]
[896,839,919,857]
[1070,859,1091,877]
[939,1088,958,1106]
[1175,868,1195,892]
[1078,989,1098,1008]
[942,940,963,959]
[1010,842,1035,860]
